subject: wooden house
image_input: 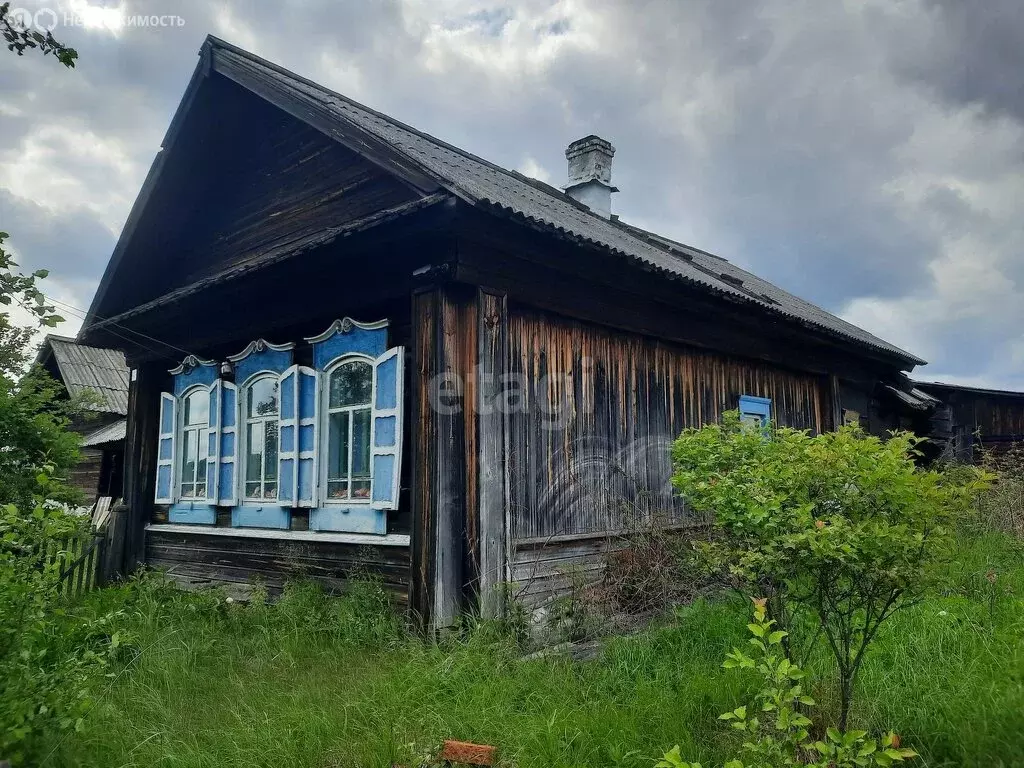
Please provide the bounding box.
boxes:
[35,334,128,503]
[78,36,929,627]
[914,381,1024,462]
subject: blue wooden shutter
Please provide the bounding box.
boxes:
[218,381,239,506]
[278,365,298,506]
[203,381,221,504]
[155,392,176,504]
[370,346,404,509]
[296,366,318,507]
[739,395,772,427]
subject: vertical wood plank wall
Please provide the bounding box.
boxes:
[412,291,834,623]
[504,307,831,609]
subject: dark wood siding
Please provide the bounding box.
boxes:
[916,384,1024,459]
[69,449,103,503]
[145,529,410,604]
[506,307,829,541]
[94,72,418,320]
[502,308,830,609]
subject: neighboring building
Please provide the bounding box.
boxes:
[914,381,1024,462]
[78,36,930,627]
[35,334,129,503]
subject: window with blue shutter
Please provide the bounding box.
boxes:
[153,327,403,536]
[227,340,294,529]
[218,381,239,506]
[164,356,219,524]
[739,394,772,429]
[155,392,176,504]
[305,318,403,533]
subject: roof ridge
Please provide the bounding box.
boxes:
[210,39,535,187]
[208,36,617,222]
[201,35,924,368]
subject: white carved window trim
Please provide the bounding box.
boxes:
[240,371,281,503]
[320,353,375,505]
[178,384,210,500]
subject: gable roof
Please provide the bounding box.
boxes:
[85,35,923,368]
[36,335,129,415]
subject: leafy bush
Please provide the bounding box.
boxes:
[672,414,988,728]
[974,444,1024,537]
[658,600,918,768]
[0,493,127,765]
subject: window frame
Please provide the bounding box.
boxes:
[177,384,210,501]
[320,353,375,505]
[239,371,282,504]
[738,394,772,430]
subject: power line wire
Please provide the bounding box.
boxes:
[43,294,198,360]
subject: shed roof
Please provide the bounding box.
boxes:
[36,335,129,415]
[81,418,127,448]
[204,37,922,367]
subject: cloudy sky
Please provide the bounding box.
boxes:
[1,0,1022,386]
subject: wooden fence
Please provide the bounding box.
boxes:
[46,527,109,598]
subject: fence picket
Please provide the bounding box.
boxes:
[44,526,107,599]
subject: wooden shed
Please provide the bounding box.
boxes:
[914,381,1024,462]
[78,36,928,627]
[35,334,128,503]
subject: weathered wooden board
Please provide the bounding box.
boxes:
[505,307,829,540]
[145,528,410,601]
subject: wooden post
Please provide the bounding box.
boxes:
[100,503,129,583]
[409,284,470,631]
[476,289,507,617]
[121,362,163,573]
[830,374,842,433]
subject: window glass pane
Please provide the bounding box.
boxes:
[246,422,264,486]
[197,454,207,493]
[264,482,277,500]
[329,361,372,408]
[181,483,195,498]
[196,482,206,498]
[265,421,278,481]
[181,429,197,483]
[248,377,279,417]
[184,390,209,426]
[352,408,371,478]
[245,481,261,498]
[327,411,349,480]
[351,480,371,499]
[327,480,348,499]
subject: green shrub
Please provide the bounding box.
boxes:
[658,599,918,768]
[672,413,989,728]
[0,495,128,765]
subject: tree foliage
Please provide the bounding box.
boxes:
[0,477,128,765]
[672,413,989,729]
[1,2,78,66]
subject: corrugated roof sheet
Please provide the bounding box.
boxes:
[211,38,923,366]
[45,336,129,415]
[81,418,126,447]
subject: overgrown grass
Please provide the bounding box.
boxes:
[44,533,1024,768]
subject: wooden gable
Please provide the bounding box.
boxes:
[90,71,420,324]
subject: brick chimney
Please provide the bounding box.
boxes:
[564,135,617,218]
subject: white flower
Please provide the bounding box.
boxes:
[938,610,948,617]
[225,597,234,604]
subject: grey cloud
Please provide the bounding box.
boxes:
[883,0,1024,121]
[0,190,116,279]
[0,0,1021,387]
